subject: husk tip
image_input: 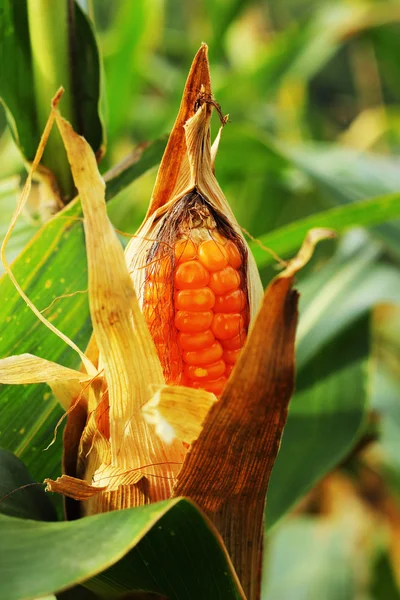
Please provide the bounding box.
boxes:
[51,88,64,110]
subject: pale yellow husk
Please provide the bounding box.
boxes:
[53,113,187,510]
[0,354,90,384]
[143,385,217,445]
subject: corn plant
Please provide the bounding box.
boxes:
[1,2,400,600]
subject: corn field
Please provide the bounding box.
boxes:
[0,1,400,599]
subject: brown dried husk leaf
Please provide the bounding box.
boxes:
[146,43,212,217]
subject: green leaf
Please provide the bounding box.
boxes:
[0,0,103,175]
[289,145,400,204]
[371,365,400,473]
[0,449,57,521]
[286,144,400,256]
[104,138,167,202]
[0,139,164,484]
[265,313,369,530]
[250,192,400,269]
[0,499,243,600]
[264,233,400,527]
[370,552,400,600]
[71,2,104,156]
[296,233,400,369]
[103,0,162,145]
[0,197,90,484]
[263,516,358,600]
[0,0,38,159]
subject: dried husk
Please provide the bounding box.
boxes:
[143,385,217,445]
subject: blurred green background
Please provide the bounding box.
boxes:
[1,0,400,598]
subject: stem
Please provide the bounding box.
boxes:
[27,0,76,200]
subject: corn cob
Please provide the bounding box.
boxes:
[142,190,249,396]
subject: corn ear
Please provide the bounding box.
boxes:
[124,44,263,328]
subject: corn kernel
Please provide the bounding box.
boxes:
[182,341,223,365]
[175,238,198,263]
[190,376,227,395]
[222,329,247,350]
[209,266,240,295]
[214,289,246,313]
[177,329,215,351]
[198,239,229,272]
[211,313,244,340]
[143,218,248,397]
[175,310,213,333]
[225,364,235,378]
[175,260,210,289]
[223,348,241,365]
[175,287,215,311]
[225,240,242,269]
[184,359,226,381]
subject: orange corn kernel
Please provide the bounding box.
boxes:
[223,348,241,365]
[175,310,213,333]
[214,289,246,313]
[175,287,215,311]
[225,240,242,269]
[182,340,223,365]
[175,238,198,263]
[175,260,209,289]
[209,266,240,295]
[191,376,227,395]
[222,329,247,350]
[144,207,248,397]
[184,359,226,381]
[177,329,215,351]
[198,239,229,272]
[211,313,245,340]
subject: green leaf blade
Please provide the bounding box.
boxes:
[251,192,400,269]
[0,499,243,600]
